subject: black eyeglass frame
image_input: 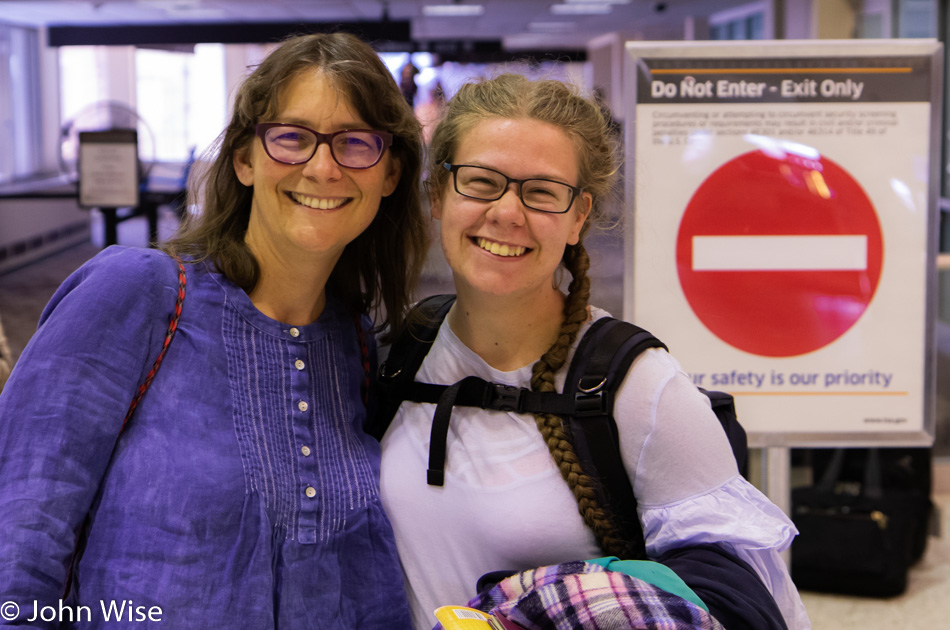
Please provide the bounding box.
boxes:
[442,162,582,214]
[255,123,393,169]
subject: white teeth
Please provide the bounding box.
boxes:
[291,192,345,210]
[477,238,525,257]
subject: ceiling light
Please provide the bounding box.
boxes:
[550,4,613,15]
[422,4,485,17]
[136,0,200,7]
[565,0,630,4]
[527,21,577,33]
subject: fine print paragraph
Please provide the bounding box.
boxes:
[651,109,898,145]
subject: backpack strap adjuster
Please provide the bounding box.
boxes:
[574,373,610,417]
[378,360,401,380]
[574,389,610,417]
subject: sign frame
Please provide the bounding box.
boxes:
[79,129,140,209]
[622,39,942,447]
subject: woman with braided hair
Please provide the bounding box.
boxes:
[379,73,810,630]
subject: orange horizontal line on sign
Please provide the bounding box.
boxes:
[693,235,867,271]
[731,391,909,397]
[650,67,913,75]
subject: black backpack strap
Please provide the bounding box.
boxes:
[420,376,577,487]
[427,375,483,486]
[402,378,572,415]
[702,388,747,474]
[561,317,667,559]
[370,294,456,439]
[372,292,574,486]
[378,303,750,562]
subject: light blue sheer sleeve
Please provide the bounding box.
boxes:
[641,475,810,629]
[609,345,811,629]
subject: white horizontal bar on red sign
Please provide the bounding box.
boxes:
[692,235,868,271]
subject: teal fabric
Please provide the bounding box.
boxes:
[588,556,709,612]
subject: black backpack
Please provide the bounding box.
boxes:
[369,294,747,558]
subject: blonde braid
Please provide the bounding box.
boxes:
[530,242,636,559]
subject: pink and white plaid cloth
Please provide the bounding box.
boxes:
[458,560,726,630]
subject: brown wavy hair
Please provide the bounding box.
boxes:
[427,74,635,558]
[163,32,427,341]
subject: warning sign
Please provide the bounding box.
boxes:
[623,40,940,446]
[676,149,883,357]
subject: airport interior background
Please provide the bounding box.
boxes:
[2,0,950,627]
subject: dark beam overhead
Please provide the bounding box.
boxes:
[418,40,586,63]
[47,20,412,47]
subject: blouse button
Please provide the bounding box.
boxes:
[305,486,316,498]
[298,400,309,412]
[301,445,311,457]
[289,327,300,338]
[295,359,305,370]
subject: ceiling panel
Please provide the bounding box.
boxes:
[0,0,756,49]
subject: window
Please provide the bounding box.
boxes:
[59,43,226,168]
[136,45,226,163]
[898,0,937,38]
[0,25,41,183]
[59,46,110,124]
[709,2,766,41]
[135,45,225,163]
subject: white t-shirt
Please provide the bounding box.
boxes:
[380,307,810,630]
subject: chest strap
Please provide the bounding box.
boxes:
[414,376,598,487]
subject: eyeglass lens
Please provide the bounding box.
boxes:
[261,125,387,168]
[454,165,574,213]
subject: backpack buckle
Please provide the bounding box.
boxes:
[488,384,525,413]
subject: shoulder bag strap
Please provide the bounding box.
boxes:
[64,253,187,598]
[121,255,187,427]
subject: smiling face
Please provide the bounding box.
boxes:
[432,117,591,303]
[234,68,401,271]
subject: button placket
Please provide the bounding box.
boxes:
[287,332,317,540]
[295,382,314,498]
[291,355,315,458]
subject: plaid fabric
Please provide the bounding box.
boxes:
[464,561,726,630]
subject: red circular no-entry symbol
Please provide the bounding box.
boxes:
[676,149,883,357]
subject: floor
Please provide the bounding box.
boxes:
[1,210,949,629]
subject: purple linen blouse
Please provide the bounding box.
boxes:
[0,246,410,629]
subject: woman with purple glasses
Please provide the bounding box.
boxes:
[0,32,426,628]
